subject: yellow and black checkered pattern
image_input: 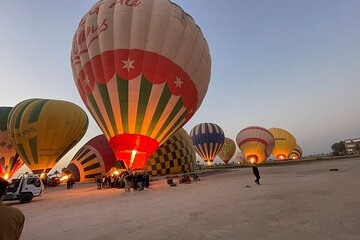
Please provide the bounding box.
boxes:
[146,128,195,176]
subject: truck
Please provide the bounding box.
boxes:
[3,173,44,203]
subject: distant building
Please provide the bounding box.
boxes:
[344,138,360,155]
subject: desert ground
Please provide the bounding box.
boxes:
[7,157,360,240]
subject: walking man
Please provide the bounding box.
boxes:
[252,164,261,185]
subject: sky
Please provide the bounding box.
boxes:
[1,0,360,173]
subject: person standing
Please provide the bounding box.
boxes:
[252,164,261,184]
[0,177,25,240]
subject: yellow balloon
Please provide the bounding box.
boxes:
[268,128,296,160]
[218,137,236,164]
[8,99,88,174]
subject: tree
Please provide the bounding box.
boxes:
[331,141,346,156]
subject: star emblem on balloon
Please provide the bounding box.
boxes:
[122,58,135,72]
[174,76,184,88]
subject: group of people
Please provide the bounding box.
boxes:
[96,171,150,192]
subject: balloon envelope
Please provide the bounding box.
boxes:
[66,135,118,182]
[0,107,24,180]
[8,99,88,174]
[71,0,211,171]
[218,137,236,164]
[146,128,195,176]
[288,144,303,159]
[236,126,275,164]
[190,123,225,165]
[268,128,296,160]
[234,152,247,165]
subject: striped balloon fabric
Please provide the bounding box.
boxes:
[7,99,88,174]
[71,0,211,170]
[146,128,195,176]
[66,135,117,182]
[288,144,303,159]
[190,123,225,165]
[236,126,275,164]
[0,107,24,180]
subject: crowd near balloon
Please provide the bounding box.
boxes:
[1,0,303,188]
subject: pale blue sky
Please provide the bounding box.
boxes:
[1,1,360,171]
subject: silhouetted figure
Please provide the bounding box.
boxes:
[0,177,25,240]
[252,165,260,184]
[97,177,102,189]
[145,172,150,188]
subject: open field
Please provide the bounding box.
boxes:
[7,157,360,240]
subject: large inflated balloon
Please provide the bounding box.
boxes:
[8,99,88,175]
[236,126,275,164]
[71,0,211,171]
[190,123,225,165]
[268,128,296,160]
[234,152,247,165]
[146,128,195,176]
[218,137,236,164]
[0,107,24,180]
[288,144,303,159]
[66,135,118,182]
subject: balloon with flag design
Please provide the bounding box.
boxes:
[7,99,88,175]
[190,123,225,166]
[218,137,236,164]
[70,0,211,171]
[288,144,303,159]
[0,107,24,180]
[268,128,296,160]
[236,126,275,164]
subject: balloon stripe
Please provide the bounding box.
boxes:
[84,162,101,171]
[158,111,187,144]
[16,143,31,165]
[14,100,34,128]
[86,97,110,139]
[146,84,172,136]
[139,82,165,135]
[0,108,11,131]
[55,140,78,163]
[118,75,129,133]
[135,75,153,133]
[154,98,184,140]
[128,74,142,133]
[28,137,38,165]
[28,99,48,124]
[97,83,119,135]
[85,173,101,179]
[81,153,97,165]
[88,95,111,137]
[107,75,124,134]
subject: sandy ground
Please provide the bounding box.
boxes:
[7,157,360,240]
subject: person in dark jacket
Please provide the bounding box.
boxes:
[252,164,260,184]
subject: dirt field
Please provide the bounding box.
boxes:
[7,158,360,240]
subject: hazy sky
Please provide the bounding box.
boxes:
[1,0,360,172]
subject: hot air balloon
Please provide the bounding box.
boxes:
[288,144,303,159]
[190,123,225,166]
[146,128,195,176]
[64,135,118,182]
[8,99,88,175]
[236,126,275,164]
[268,128,296,160]
[218,137,236,164]
[0,107,24,180]
[70,0,211,171]
[234,152,247,165]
